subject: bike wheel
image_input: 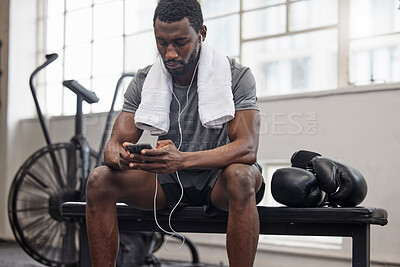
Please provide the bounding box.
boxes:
[8,142,98,266]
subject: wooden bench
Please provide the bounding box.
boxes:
[62,202,388,267]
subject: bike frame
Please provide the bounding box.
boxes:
[96,72,135,167]
[29,54,68,188]
[30,54,134,200]
[30,54,99,200]
[71,94,92,200]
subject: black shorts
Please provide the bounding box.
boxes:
[157,163,265,216]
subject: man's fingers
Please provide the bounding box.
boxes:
[141,147,167,156]
[128,162,164,173]
[156,139,173,148]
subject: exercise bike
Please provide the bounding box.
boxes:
[7,53,200,266]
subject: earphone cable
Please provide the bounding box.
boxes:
[153,58,200,252]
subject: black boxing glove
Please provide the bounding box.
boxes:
[271,167,325,207]
[291,150,368,207]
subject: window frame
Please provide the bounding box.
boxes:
[37,0,400,113]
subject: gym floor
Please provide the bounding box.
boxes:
[0,239,225,267]
[0,239,43,267]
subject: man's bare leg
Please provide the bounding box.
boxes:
[211,164,262,267]
[85,166,168,267]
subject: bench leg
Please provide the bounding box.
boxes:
[352,224,370,267]
[80,220,92,267]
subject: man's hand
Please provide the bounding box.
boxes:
[103,111,144,170]
[125,140,184,174]
[114,142,139,170]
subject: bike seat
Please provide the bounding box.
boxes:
[63,80,99,104]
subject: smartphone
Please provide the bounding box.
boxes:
[125,143,153,154]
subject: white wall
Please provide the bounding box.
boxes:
[1,0,39,238]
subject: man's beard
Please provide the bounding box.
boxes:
[164,43,199,77]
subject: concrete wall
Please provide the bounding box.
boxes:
[1,0,39,238]
[0,0,10,241]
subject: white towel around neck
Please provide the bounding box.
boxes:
[134,43,234,136]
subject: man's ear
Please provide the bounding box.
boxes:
[199,25,207,42]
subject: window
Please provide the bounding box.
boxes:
[38,0,400,115]
[241,0,339,96]
[38,0,158,116]
[243,29,338,95]
[349,0,400,85]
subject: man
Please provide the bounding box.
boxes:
[86,0,264,266]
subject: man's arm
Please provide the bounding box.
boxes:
[103,111,143,170]
[183,109,260,168]
[133,109,260,173]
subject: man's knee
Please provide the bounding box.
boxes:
[220,164,258,201]
[86,166,116,199]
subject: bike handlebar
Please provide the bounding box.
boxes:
[29,53,59,87]
[29,53,59,146]
[45,53,58,64]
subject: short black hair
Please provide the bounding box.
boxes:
[153,0,204,33]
